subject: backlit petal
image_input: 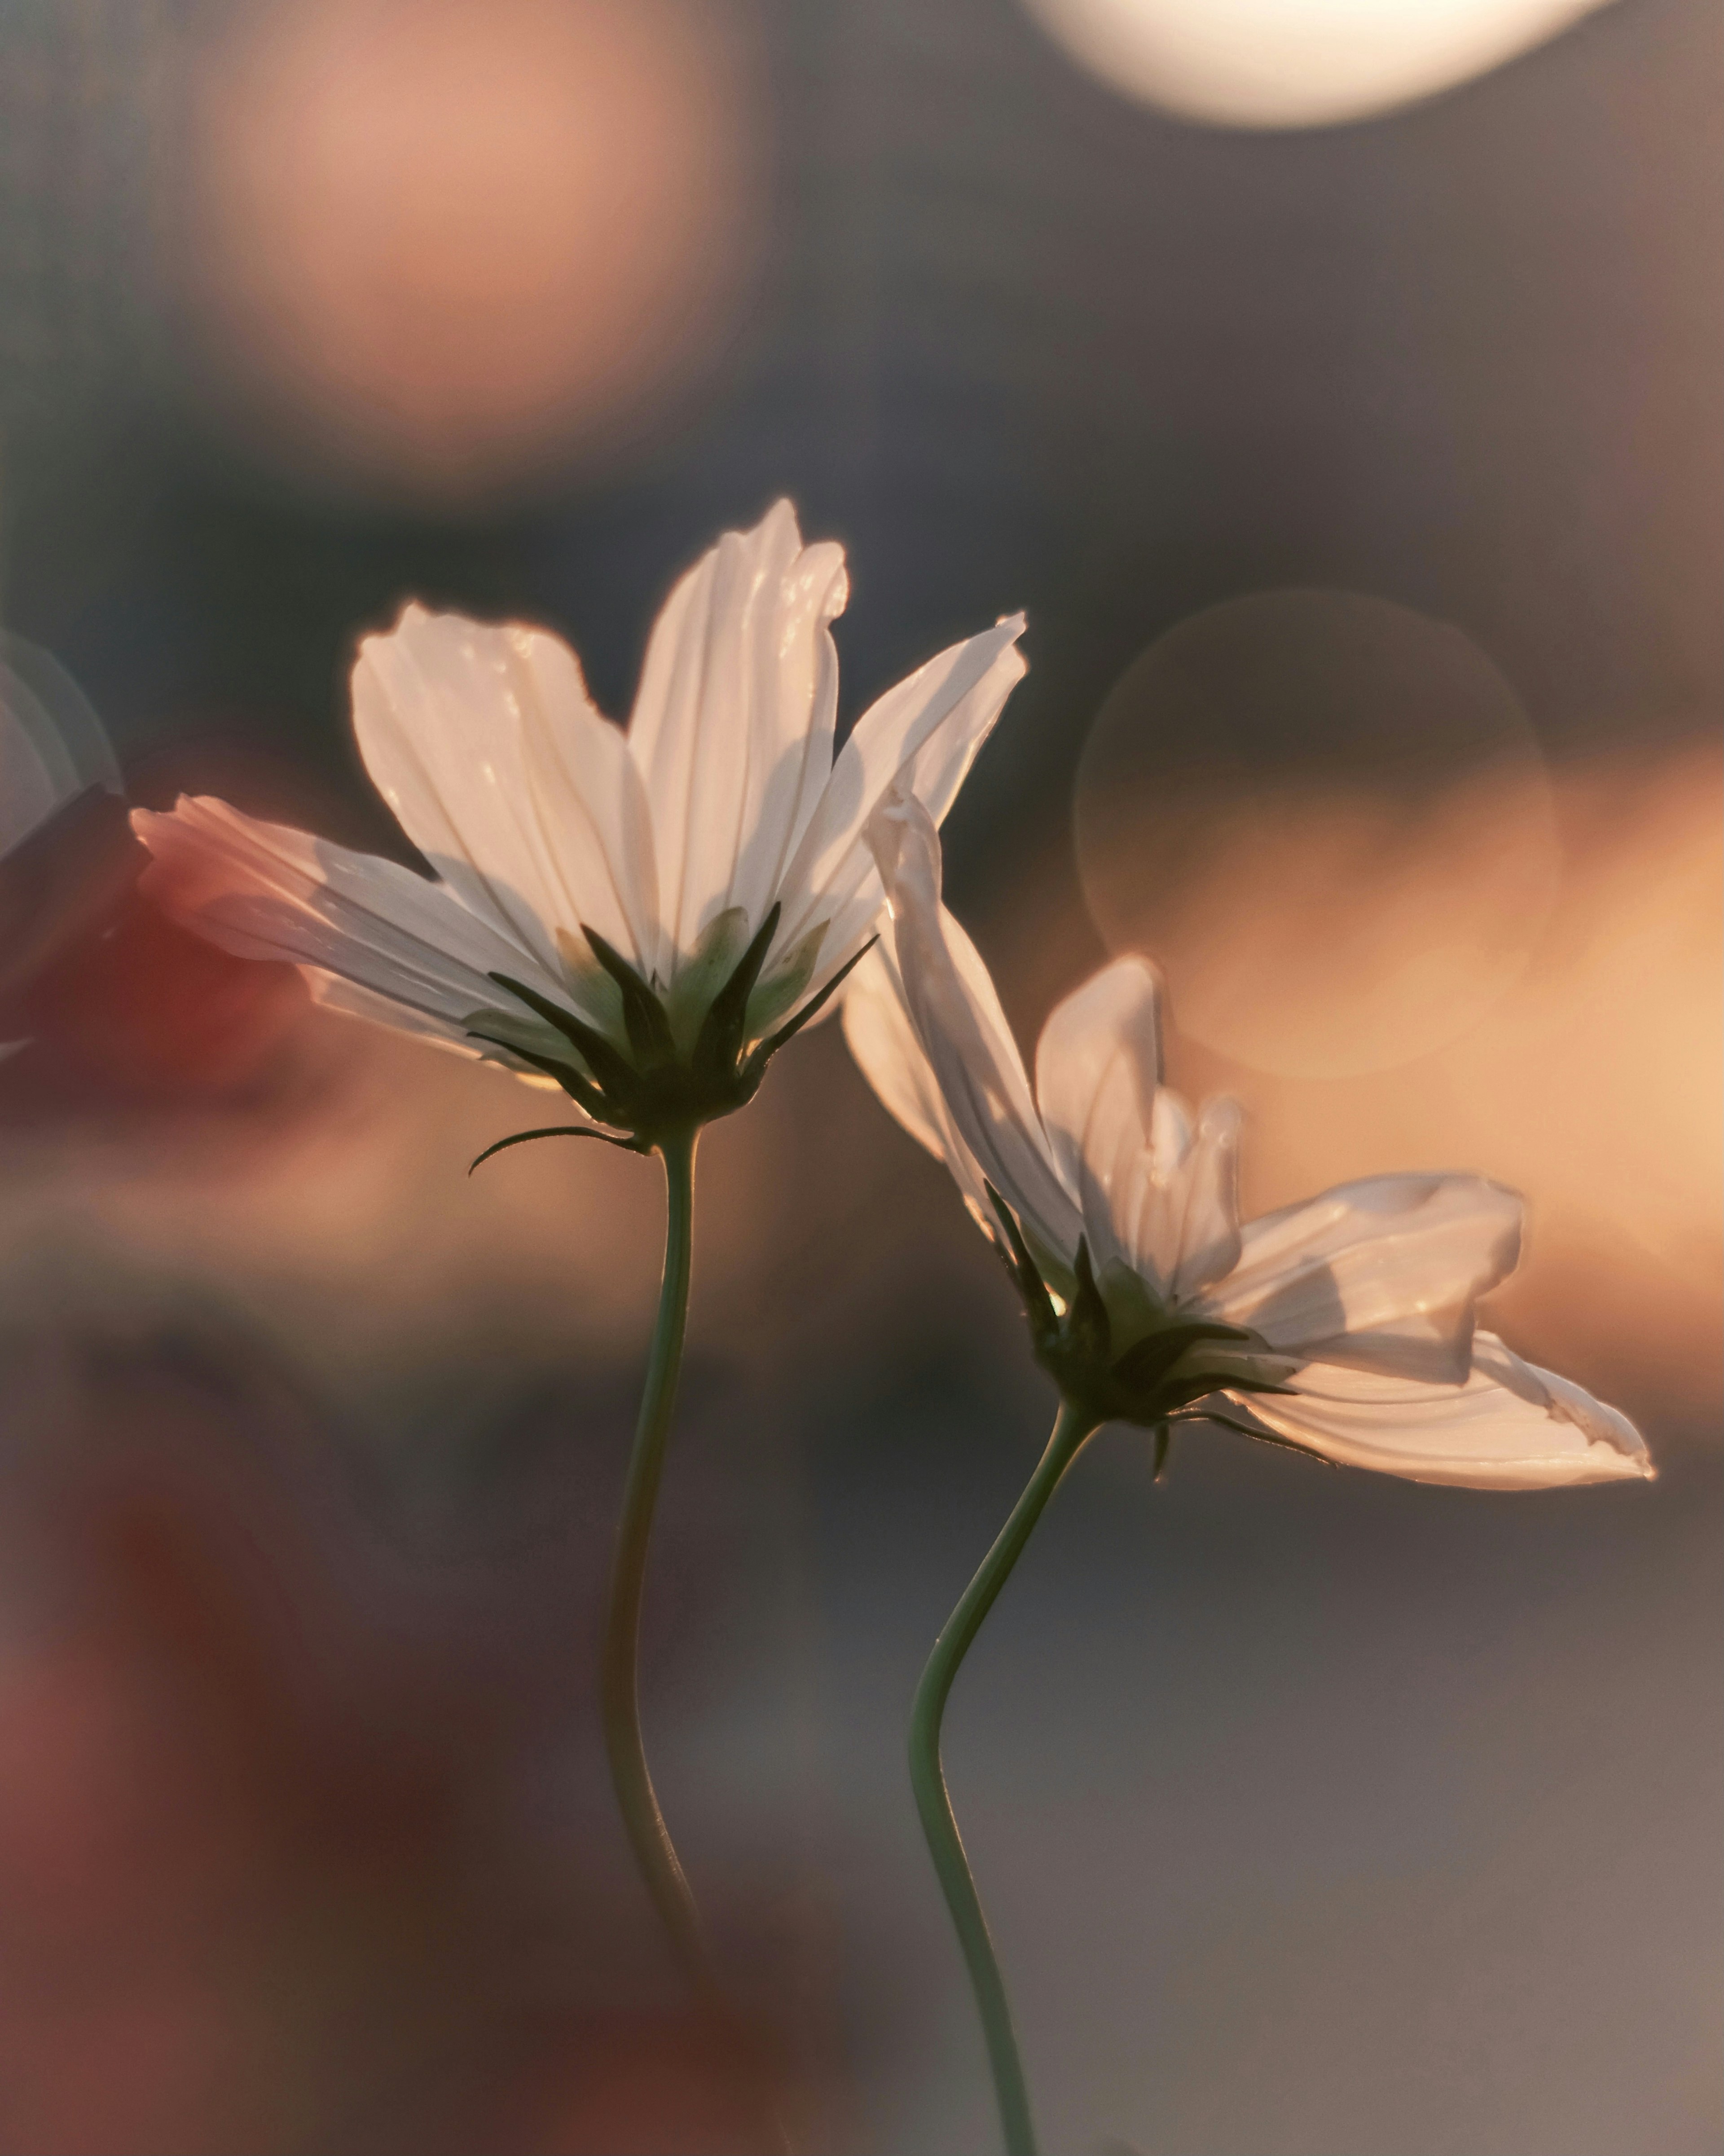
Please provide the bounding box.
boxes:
[626,501,849,967]
[498,621,661,975]
[1034,957,1163,1270]
[1215,1337,1652,1488]
[307,970,564,1082]
[775,618,1026,988]
[841,941,994,1233]
[867,791,1079,1273]
[132,795,577,1044]
[1111,1089,1243,1302]
[1169,1097,1245,1298]
[1202,1173,1523,1383]
[352,606,651,979]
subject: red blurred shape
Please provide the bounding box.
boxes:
[16,887,309,1102]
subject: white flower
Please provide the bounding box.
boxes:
[132,503,1026,1141]
[843,791,1652,1490]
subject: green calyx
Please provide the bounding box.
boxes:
[466,904,875,1163]
[983,1182,1293,1433]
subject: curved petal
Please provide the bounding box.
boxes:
[774,617,1027,984]
[132,796,579,1045]
[1468,1332,1651,1465]
[841,941,995,1234]
[866,791,1080,1273]
[1108,1086,1244,1303]
[501,621,661,975]
[626,501,849,967]
[307,971,563,1085]
[1033,957,1163,1270]
[352,605,657,981]
[1213,1337,1652,1489]
[1169,1098,1245,1299]
[1202,1173,1524,1384]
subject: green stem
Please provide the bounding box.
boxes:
[909,1396,1098,2156]
[598,1124,718,2003]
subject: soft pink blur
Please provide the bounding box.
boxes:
[0,1346,782,2154]
[167,0,762,502]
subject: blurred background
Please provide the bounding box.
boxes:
[0,0,1719,2149]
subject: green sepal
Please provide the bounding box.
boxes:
[985,1181,1058,1348]
[465,1027,610,1120]
[1069,1238,1111,1364]
[469,1122,645,1174]
[1154,1369,1296,1416]
[1112,1319,1253,1394]
[1174,1405,1337,1467]
[580,926,675,1069]
[744,918,827,1038]
[740,936,879,1087]
[692,902,780,1083]
[488,973,638,1104]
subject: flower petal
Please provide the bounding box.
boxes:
[352,605,658,980]
[132,795,576,1043]
[841,940,995,1234]
[866,791,1080,1275]
[1213,1336,1652,1488]
[774,617,1027,993]
[1468,1332,1652,1465]
[306,970,563,1084]
[1033,957,1163,1272]
[1169,1098,1245,1299]
[626,501,849,967]
[1202,1173,1523,1383]
[1115,1092,1244,1301]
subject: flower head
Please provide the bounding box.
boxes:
[843,791,1652,1490]
[134,504,1026,1149]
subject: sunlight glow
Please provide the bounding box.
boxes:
[1021,0,1619,127]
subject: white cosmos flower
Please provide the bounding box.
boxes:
[131,503,1026,1137]
[843,790,1652,1490]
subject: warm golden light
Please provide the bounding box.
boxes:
[1078,720,1722,1413]
[169,0,761,501]
[1020,0,1619,128]
[1074,591,1561,1079]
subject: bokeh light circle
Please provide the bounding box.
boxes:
[170,0,761,505]
[1019,0,1618,131]
[1073,590,1561,1078]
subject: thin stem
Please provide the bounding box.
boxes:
[598,1124,718,2003]
[909,1397,1099,2156]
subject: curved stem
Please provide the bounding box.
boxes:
[909,1397,1098,2156]
[599,1124,718,2002]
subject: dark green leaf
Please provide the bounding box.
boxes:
[465,1028,609,1120]
[488,973,638,1102]
[692,902,780,1080]
[1172,1406,1337,1466]
[1070,1237,1111,1362]
[743,936,878,1076]
[580,926,674,1067]
[1156,1370,1295,1415]
[985,1182,1057,1341]
[1112,1318,1253,1394]
[469,1123,643,1174]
